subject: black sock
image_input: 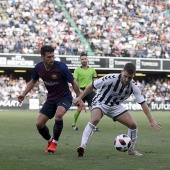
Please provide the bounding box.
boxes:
[53,119,63,141]
[37,125,51,141]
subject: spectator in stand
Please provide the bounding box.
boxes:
[164,93,170,104]
[121,49,131,57]
[160,45,166,58]
[0,0,170,57]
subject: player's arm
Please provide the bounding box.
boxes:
[92,68,98,92]
[140,102,162,131]
[92,68,98,81]
[74,78,84,93]
[140,102,154,122]
[71,79,86,111]
[17,79,37,103]
[73,84,93,105]
[71,79,81,97]
[132,81,162,131]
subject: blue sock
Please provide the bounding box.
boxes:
[53,119,63,141]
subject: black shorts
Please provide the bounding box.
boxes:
[40,97,72,119]
[81,88,96,107]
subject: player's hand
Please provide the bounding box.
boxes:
[150,120,162,131]
[17,95,25,103]
[73,97,81,105]
[73,98,86,112]
[80,89,83,93]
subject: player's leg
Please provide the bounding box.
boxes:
[72,105,82,130]
[77,108,102,157]
[47,106,66,153]
[115,111,142,156]
[87,90,99,132]
[36,113,51,140]
[36,100,55,152]
[48,97,72,153]
[89,106,99,132]
[36,113,53,152]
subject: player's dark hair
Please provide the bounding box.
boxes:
[80,52,87,57]
[41,45,54,56]
[123,63,136,74]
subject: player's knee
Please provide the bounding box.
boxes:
[36,121,44,129]
[128,122,137,129]
[55,112,64,119]
[91,118,100,126]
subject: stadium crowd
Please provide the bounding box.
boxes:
[0,0,170,58]
[0,75,170,105]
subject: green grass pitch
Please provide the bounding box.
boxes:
[0,110,169,170]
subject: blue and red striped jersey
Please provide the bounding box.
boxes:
[32,61,74,101]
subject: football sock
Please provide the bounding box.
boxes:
[52,139,58,143]
[38,125,51,141]
[53,119,63,141]
[48,136,53,142]
[73,111,80,126]
[81,122,95,148]
[128,128,138,150]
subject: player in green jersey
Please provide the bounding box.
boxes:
[72,52,99,131]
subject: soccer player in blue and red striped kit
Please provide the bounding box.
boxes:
[17,45,82,153]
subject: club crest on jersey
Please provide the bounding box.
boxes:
[125,89,130,94]
[52,74,57,79]
[39,74,43,78]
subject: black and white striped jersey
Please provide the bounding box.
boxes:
[92,73,145,106]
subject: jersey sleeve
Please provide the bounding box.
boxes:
[132,81,145,104]
[92,68,97,78]
[93,74,113,89]
[31,66,39,80]
[63,64,74,83]
[93,77,102,89]
[73,68,78,79]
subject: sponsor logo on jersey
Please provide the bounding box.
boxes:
[44,81,59,86]
[125,89,129,94]
[52,74,57,79]
[63,103,67,106]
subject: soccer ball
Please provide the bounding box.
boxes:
[114,134,132,152]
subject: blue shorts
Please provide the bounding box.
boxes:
[40,97,72,119]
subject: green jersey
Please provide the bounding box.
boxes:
[74,66,97,88]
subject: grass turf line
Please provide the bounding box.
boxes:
[0,110,169,170]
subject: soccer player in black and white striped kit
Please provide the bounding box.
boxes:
[74,63,162,157]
